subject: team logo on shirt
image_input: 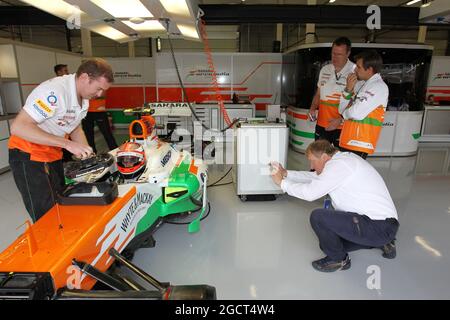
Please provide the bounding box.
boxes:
[47,93,58,106]
[57,114,76,127]
[356,96,368,102]
[33,99,54,118]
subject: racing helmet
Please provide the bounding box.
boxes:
[116,142,146,180]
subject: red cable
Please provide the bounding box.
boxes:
[199,19,232,126]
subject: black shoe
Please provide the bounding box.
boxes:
[381,240,396,259]
[312,255,351,272]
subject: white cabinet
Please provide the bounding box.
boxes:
[420,106,450,142]
[373,111,424,156]
[233,121,289,197]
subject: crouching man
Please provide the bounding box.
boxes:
[271,140,399,272]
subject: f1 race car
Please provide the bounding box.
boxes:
[0,107,215,300]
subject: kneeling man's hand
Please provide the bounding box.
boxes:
[270,161,286,186]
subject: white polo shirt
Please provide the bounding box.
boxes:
[23,74,89,137]
[280,152,398,221]
[317,59,355,98]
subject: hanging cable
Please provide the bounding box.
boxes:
[198,18,232,127]
[163,18,239,133]
[164,202,211,225]
[208,181,233,188]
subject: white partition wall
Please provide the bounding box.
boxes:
[16,46,55,84]
[0,45,18,79]
[103,53,281,125]
[374,111,424,156]
[0,44,21,115]
[286,107,424,156]
[155,52,282,117]
[0,120,10,172]
[286,106,315,153]
[421,106,450,142]
[3,41,85,104]
[105,58,156,86]
[0,82,22,114]
[100,57,157,126]
[0,40,84,173]
[55,53,82,74]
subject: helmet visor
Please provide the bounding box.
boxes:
[118,155,141,168]
[117,151,144,172]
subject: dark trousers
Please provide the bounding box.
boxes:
[82,112,118,154]
[9,149,65,222]
[315,125,341,148]
[62,148,73,162]
[339,147,368,160]
[310,208,399,261]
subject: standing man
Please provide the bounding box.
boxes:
[54,64,69,77]
[338,50,388,159]
[82,95,118,154]
[270,140,398,272]
[309,37,355,147]
[9,58,114,222]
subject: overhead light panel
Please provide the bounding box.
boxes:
[177,24,199,39]
[421,0,432,7]
[20,0,85,21]
[90,0,153,18]
[123,20,165,31]
[406,0,421,5]
[90,24,129,42]
[160,0,191,18]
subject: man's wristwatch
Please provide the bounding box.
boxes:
[343,88,353,99]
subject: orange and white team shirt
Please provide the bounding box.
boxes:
[316,59,355,129]
[339,73,389,154]
[8,74,89,162]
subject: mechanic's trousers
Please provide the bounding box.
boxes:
[339,147,368,160]
[9,149,65,222]
[310,208,399,261]
[82,111,118,154]
[314,125,341,148]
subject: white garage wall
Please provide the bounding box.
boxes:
[0,44,18,78]
[0,40,84,103]
[55,53,82,74]
[15,46,55,84]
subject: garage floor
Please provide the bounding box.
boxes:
[1,136,450,299]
